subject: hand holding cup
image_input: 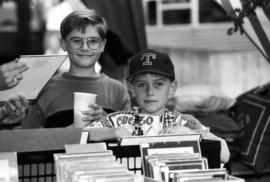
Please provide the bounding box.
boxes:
[81,103,104,124]
[73,92,97,128]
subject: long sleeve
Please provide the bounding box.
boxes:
[22,103,45,128]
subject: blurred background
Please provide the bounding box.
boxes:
[0,0,269,98]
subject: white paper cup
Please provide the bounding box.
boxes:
[74,92,97,128]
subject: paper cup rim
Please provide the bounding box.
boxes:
[74,92,97,97]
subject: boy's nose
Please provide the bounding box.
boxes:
[81,40,90,50]
[147,86,154,96]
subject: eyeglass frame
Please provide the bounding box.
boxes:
[66,36,105,50]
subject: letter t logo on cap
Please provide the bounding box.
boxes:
[141,53,156,66]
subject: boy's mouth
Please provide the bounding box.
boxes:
[76,54,96,59]
[144,100,158,103]
[77,54,94,56]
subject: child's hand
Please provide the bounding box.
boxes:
[114,127,132,138]
[160,126,198,135]
[81,103,105,124]
[181,114,204,130]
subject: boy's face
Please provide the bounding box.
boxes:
[61,25,106,69]
[131,73,176,116]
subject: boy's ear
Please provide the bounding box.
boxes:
[169,80,177,98]
[60,38,67,51]
[100,39,107,53]
[127,81,136,99]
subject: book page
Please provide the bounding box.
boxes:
[0,55,67,101]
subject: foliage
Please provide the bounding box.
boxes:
[227,0,270,35]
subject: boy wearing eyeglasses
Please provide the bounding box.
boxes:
[22,10,130,128]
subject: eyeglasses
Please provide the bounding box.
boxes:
[68,37,103,50]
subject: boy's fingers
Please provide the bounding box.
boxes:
[88,103,102,110]
[81,109,95,115]
[82,116,95,121]
[181,114,202,129]
[181,114,196,121]
[82,108,102,116]
[95,109,103,115]
[82,113,102,121]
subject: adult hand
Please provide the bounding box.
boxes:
[0,94,29,124]
[0,61,28,90]
[81,103,105,125]
[2,94,28,116]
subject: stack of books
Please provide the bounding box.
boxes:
[54,145,144,182]
[140,138,207,182]
[0,152,18,182]
[139,140,244,182]
[171,169,230,182]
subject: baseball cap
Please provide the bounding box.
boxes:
[127,49,175,81]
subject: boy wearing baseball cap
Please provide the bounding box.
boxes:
[127,49,203,128]
[88,49,230,163]
[127,49,176,116]
[126,49,230,163]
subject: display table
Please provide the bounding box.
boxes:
[0,128,221,181]
[0,128,82,152]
